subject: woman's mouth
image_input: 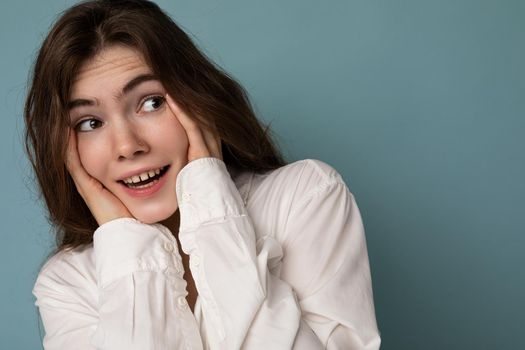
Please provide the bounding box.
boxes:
[117,165,171,197]
[119,165,170,189]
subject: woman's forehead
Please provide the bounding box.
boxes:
[71,46,153,98]
[78,45,148,76]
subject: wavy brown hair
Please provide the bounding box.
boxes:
[24,0,286,253]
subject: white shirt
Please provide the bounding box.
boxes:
[33,157,381,349]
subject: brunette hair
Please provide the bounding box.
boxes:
[24,0,286,252]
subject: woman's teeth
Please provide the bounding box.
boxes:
[120,165,170,189]
[123,167,163,185]
[126,178,159,189]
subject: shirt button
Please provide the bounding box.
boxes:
[177,296,188,310]
[182,193,192,202]
[192,255,200,267]
[163,242,174,252]
[174,260,183,275]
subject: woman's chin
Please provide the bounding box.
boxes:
[131,206,178,225]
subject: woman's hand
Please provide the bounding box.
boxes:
[165,94,223,162]
[66,129,133,226]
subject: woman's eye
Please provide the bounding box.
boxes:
[75,118,103,132]
[141,95,165,113]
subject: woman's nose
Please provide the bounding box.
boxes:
[113,123,149,160]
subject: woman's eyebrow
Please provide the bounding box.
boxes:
[121,73,159,96]
[67,73,160,111]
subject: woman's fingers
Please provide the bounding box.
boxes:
[67,129,105,195]
[66,129,91,196]
[202,126,223,160]
[65,128,132,225]
[166,94,222,161]
[165,94,208,157]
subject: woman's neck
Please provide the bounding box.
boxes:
[160,209,180,239]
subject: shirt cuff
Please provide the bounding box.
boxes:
[93,217,182,288]
[175,157,246,233]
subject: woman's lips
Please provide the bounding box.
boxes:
[118,165,170,198]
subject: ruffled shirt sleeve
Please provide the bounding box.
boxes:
[33,216,203,349]
[278,165,381,349]
[176,157,381,349]
[176,157,301,349]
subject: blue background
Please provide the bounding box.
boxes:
[1,0,523,348]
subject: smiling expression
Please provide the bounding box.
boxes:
[68,44,189,224]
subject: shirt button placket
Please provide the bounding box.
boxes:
[191,255,200,268]
[177,296,188,310]
[163,241,174,253]
[182,193,192,202]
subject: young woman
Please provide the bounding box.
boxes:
[25,0,381,349]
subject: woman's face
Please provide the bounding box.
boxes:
[68,45,189,224]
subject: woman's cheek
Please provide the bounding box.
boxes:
[77,137,108,183]
[165,124,190,163]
